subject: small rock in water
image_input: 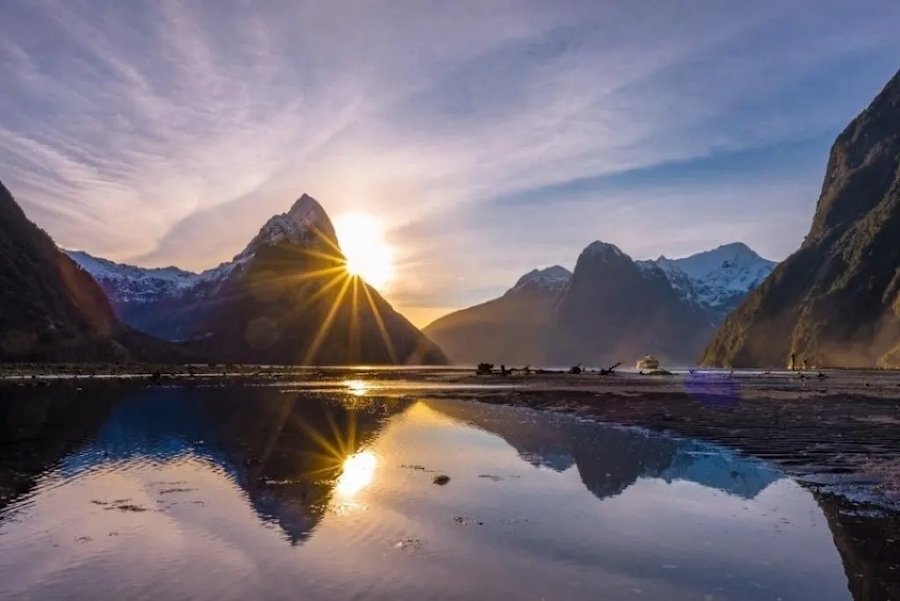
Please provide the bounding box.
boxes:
[432,474,451,486]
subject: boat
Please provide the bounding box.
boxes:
[635,355,660,371]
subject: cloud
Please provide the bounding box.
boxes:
[1,0,899,323]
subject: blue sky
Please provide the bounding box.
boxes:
[1,0,898,325]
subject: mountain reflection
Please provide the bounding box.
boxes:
[423,398,781,501]
[0,385,410,544]
[0,385,896,600]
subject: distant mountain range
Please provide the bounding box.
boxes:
[425,241,775,366]
[702,68,900,368]
[3,70,896,368]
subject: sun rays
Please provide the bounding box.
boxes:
[334,213,394,289]
[251,224,402,366]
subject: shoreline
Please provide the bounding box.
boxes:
[5,364,900,506]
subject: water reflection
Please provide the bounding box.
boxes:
[0,384,893,600]
[0,385,409,545]
[336,451,377,498]
[423,398,780,501]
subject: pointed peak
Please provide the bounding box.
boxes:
[234,192,339,262]
[288,193,325,215]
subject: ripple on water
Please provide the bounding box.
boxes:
[0,386,870,600]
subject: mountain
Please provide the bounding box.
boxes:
[425,241,773,367]
[645,242,776,317]
[550,241,715,366]
[0,180,174,362]
[702,69,900,368]
[423,266,571,365]
[62,251,234,340]
[70,194,446,365]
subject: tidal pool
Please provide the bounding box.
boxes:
[0,384,856,600]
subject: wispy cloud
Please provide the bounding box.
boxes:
[1,0,898,322]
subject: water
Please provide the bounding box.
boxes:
[0,384,854,600]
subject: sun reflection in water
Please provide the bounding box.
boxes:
[335,450,377,498]
[344,379,370,397]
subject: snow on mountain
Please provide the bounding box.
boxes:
[639,243,776,314]
[66,194,339,307]
[235,194,337,262]
[65,250,247,303]
[510,265,572,294]
[65,250,203,304]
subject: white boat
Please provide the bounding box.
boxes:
[635,355,660,371]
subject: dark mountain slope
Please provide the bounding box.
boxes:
[0,180,174,362]
[550,242,714,366]
[702,69,900,368]
[423,266,570,365]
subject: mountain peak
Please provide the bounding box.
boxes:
[511,265,571,293]
[583,240,627,260]
[649,242,776,313]
[235,193,338,262]
[287,193,328,222]
[660,242,772,279]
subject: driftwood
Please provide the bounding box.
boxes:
[598,362,622,376]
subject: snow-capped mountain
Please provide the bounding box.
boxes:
[66,194,335,309]
[637,243,776,316]
[234,194,337,262]
[508,265,571,295]
[64,193,445,365]
[426,240,775,366]
[66,251,206,303]
[551,240,715,366]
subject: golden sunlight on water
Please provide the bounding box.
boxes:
[344,379,371,397]
[335,450,378,498]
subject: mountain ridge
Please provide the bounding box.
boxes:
[425,240,775,366]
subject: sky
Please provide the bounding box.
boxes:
[1,1,899,327]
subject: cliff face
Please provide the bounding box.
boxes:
[0,180,171,362]
[702,69,900,368]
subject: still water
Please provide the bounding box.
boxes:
[0,384,852,600]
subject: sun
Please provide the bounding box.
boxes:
[334,213,394,288]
